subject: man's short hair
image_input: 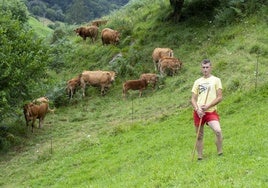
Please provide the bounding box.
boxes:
[201,59,211,65]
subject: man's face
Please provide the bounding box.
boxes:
[201,63,212,77]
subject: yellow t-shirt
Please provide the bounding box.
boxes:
[191,75,222,112]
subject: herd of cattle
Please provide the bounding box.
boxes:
[23,20,183,132]
[74,20,120,45]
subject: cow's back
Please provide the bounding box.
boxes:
[152,48,173,62]
[81,71,111,85]
[101,28,120,45]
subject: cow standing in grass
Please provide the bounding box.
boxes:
[23,102,49,133]
[152,48,174,71]
[140,73,158,90]
[67,76,81,99]
[80,70,116,96]
[122,79,149,99]
[158,57,182,76]
[74,26,99,43]
[101,28,120,45]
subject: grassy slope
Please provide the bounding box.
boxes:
[28,17,53,38]
[0,1,268,187]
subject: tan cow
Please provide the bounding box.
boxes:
[91,20,108,27]
[23,102,49,132]
[32,96,49,104]
[122,79,149,99]
[152,48,174,71]
[74,26,98,43]
[32,96,55,113]
[158,57,183,76]
[66,76,81,99]
[101,28,120,45]
[80,70,116,96]
[139,73,158,90]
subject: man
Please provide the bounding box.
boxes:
[191,59,223,160]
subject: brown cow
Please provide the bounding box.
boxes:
[158,57,183,76]
[80,70,116,96]
[66,76,81,99]
[32,96,55,113]
[152,48,174,71]
[122,79,149,99]
[91,20,108,27]
[74,26,98,43]
[101,28,120,45]
[23,102,49,132]
[139,73,158,90]
[32,96,50,104]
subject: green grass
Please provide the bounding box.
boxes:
[28,17,53,38]
[0,87,267,187]
[0,1,268,187]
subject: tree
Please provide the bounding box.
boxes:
[0,3,50,122]
[169,0,184,22]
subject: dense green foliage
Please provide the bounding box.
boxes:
[0,1,51,122]
[26,0,130,24]
[0,0,267,186]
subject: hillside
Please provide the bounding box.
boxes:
[0,0,267,187]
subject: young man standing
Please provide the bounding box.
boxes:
[191,59,223,160]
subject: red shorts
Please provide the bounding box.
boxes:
[193,111,220,127]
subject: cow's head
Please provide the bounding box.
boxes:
[74,28,81,35]
[114,31,120,44]
[23,103,33,123]
[109,71,116,82]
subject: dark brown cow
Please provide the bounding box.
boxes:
[152,48,174,71]
[158,57,183,76]
[23,102,49,132]
[139,73,158,90]
[66,76,81,99]
[80,70,116,96]
[74,26,98,43]
[122,79,149,99]
[101,28,120,45]
[91,20,108,27]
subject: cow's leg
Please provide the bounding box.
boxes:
[31,118,36,133]
[139,89,142,97]
[152,82,156,90]
[154,62,158,72]
[70,88,74,99]
[81,84,85,97]
[101,86,105,96]
[122,88,125,99]
[39,118,42,129]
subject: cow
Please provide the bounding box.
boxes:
[152,48,174,71]
[139,73,158,90]
[23,102,49,133]
[122,79,149,99]
[66,76,81,99]
[101,28,120,45]
[80,70,116,96]
[32,96,50,104]
[32,96,55,113]
[74,26,98,43]
[91,20,108,27]
[158,57,183,76]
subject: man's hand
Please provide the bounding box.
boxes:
[201,105,208,112]
[196,108,205,118]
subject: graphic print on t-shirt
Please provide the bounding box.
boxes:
[198,83,210,95]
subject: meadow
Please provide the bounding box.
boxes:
[0,0,267,187]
